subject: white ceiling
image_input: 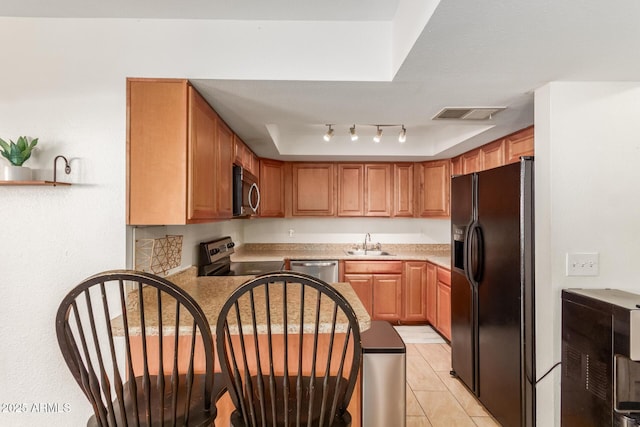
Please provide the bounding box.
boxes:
[4,0,640,161]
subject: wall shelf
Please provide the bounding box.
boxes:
[0,155,72,186]
[0,180,71,186]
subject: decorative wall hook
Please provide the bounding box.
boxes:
[52,155,71,186]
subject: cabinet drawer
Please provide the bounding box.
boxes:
[344,261,403,275]
[437,267,451,286]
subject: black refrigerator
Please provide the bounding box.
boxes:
[450,157,536,427]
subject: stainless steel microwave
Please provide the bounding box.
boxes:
[233,165,260,217]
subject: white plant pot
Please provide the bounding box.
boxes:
[2,165,33,181]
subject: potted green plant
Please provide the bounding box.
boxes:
[0,136,38,181]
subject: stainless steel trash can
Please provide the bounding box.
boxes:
[361,321,406,427]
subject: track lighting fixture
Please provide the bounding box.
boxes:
[320,124,406,143]
[350,125,358,141]
[323,124,334,142]
[398,125,407,143]
[373,126,383,143]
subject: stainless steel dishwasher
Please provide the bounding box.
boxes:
[289,260,339,283]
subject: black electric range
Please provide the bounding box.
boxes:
[197,236,284,277]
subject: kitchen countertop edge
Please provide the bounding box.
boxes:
[232,244,451,269]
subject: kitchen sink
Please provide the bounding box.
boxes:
[345,250,394,256]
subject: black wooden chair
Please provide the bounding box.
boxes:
[56,270,223,426]
[215,271,362,427]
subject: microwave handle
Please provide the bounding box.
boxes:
[249,183,260,213]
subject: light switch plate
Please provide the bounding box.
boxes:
[566,252,599,276]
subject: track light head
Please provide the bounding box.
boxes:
[350,125,358,141]
[398,125,407,143]
[323,124,334,142]
[373,126,383,143]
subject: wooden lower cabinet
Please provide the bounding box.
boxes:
[425,263,438,325]
[403,261,428,322]
[343,274,373,315]
[372,275,403,322]
[342,261,403,322]
[341,261,451,337]
[435,266,451,340]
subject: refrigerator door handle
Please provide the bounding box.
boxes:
[469,223,484,283]
[463,220,475,286]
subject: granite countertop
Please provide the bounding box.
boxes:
[112,267,371,336]
[232,243,451,269]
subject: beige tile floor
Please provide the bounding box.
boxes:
[405,342,501,427]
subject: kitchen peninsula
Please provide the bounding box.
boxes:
[113,267,371,427]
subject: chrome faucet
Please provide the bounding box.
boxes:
[364,233,371,253]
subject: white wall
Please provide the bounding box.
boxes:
[534,82,640,426]
[0,16,427,426]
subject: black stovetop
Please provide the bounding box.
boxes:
[198,236,283,277]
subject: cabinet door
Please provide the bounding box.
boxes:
[343,274,373,315]
[372,274,403,322]
[506,126,534,163]
[418,160,450,217]
[292,163,336,216]
[215,118,234,218]
[128,79,189,225]
[233,134,245,166]
[461,149,481,174]
[188,87,218,222]
[425,263,437,325]
[259,159,285,217]
[481,139,506,171]
[450,156,463,177]
[436,267,451,340]
[403,261,428,322]
[393,163,414,217]
[365,164,392,217]
[338,164,364,216]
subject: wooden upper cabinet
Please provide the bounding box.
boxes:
[417,160,450,217]
[450,156,462,177]
[365,164,392,216]
[233,134,259,177]
[259,159,285,217]
[461,149,481,175]
[128,78,243,224]
[506,126,534,163]
[393,163,414,217]
[128,78,229,225]
[188,87,218,221]
[480,139,506,171]
[292,163,336,216]
[338,163,392,217]
[337,164,364,216]
[215,118,234,218]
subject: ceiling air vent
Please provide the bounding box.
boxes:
[433,107,505,120]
